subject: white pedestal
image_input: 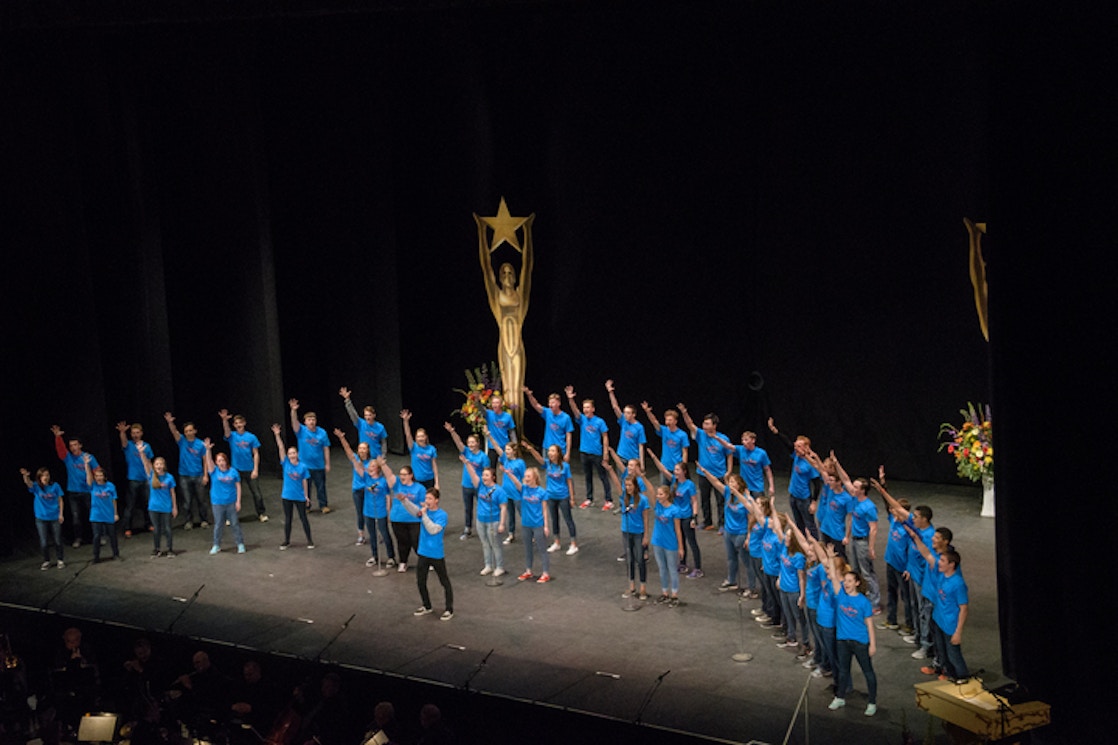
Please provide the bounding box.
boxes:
[980,475,995,518]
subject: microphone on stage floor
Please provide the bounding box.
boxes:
[656,669,670,682]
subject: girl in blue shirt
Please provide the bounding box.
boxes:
[493,438,526,544]
[401,409,440,490]
[700,470,755,593]
[139,450,178,557]
[463,459,508,576]
[444,423,489,540]
[607,463,650,600]
[501,467,552,582]
[23,467,65,568]
[83,456,120,563]
[824,544,878,716]
[271,424,314,550]
[381,459,426,572]
[648,451,702,579]
[650,485,684,606]
[203,441,245,554]
[525,443,578,556]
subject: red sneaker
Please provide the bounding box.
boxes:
[579,500,591,509]
[536,573,552,583]
[920,666,939,676]
[602,501,614,511]
[517,571,534,581]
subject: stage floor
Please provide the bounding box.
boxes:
[1,446,1001,744]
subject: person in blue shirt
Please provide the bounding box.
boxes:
[648,451,703,578]
[336,431,373,546]
[400,409,439,491]
[483,394,517,470]
[870,471,915,633]
[770,509,810,657]
[381,458,426,572]
[699,469,756,593]
[23,466,65,568]
[906,524,970,683]
[805,450,852,560]
[523,387,573,460]
[564,385,612,510]
[606,462,650,600]
[678,403,731,532]
[713,430,776,501]
[220,409,267,523]
[499,466,552,583]
[524,442,579,555]
[640,403,690,485]
[138,449,178,557]
[82,455,120,563]
[340,386,389,457]
[202,439,245,555]
[288,398,331,512]
[51,424,98,548]
[486,429,524,545]
[831,455,881,612]
[605,380,647,492]
[823,543,879,717]
[164,412,211,530]
[767,417,822,539]
[116,420,154,537]
[271,424,314,550]
[444,422,489,540]
[402,488,454,621]
[462,458,508,577]
[650,484,685,606]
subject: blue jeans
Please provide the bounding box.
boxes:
[724,532,748,585]
[789,496,817,539]
[914,581,935,652]
[36,519,63,561]
[351,490,366,532]
[849,537,881,607]
[931,618,970,680]
[886,563,914,626]
[308,469,328,508]
[123,479,150,532]
[365,516,394,561]
[478,520,503,570]
[150,511,173,551]
[624,531,647,583]
[836,638,877,704]
[780,590,807,644]
[462,486,477,531]
[760,571,782,624]
[505,497,517,536]
[817,624,837,675]
[652,544,680,595]
[805,607,825,668]
[178,475,208,525]
[745,552,761,592]
[211,502,244,548]
[91,522,118,560]
[522,525,549,574]
[239,470,266,516]
[547,499,576,540]
[579,452,611,503]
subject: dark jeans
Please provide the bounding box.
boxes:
[150,511,173,551]
[523,525,549,574]
[761,571,782,625]
[579,452,611,503]
[806,607,826,669]
[816,624,837,674]
[679,518,701,569]
[352,490,367,532]
[123,479,150,532]
[366,516,395,561]
[239,471,267,516]
[65,490,90,543]
[36,519,63,561]
[546,499,576,541]
[886,563,914,626]
[308,468,328,508]
[780,590,807,644]
[416,555,453,613]
[282,499,313,544]
[724,532,748,585]
[820,531,848,562]
[178,475,209,525]
[393,521,421,566]
[461,486,477,531]
[698,477,715,527]
[505,496,518,536]
[624,531,647,583]
[836,638,877,704]
[749,555,764,594]
[931,619,970,680]
[91,522,118,560]
[789,496,818,539]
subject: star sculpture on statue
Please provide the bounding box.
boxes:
[480,197,531,253]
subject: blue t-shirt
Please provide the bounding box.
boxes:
[208,466,240,505]
[905,519,936,586]
[90,482,117,523]
[885,515,909,571]
[932,570,969,635]
[818,487,853,541]
[390,481,425,523]
[62,453,98,493]
[350,456,372,491]
[176,437,206,477]
[760,518,782,576]
[620,494,649,534]
[724,491,749,535]
[574,413,609,456]
[805,563,825,610]
[817,575,838,628]
[748,518,765,557]
[485,410,516,450]
[225,430,262,472]
[657,425,690,470]
[500,455,526,502]
[695,430,729,478]
[476,482,507,523]
[541,409,573,453]
[295,426,330,470]
[459,447,489,488]
[356,419,388,457]
[148,472,176,513]
[778,547,806,594]
[850,497,878,538]
[363,475,390,519]
[616,417,647,461]
[410,442,438,482]
[417,508,448,559]
[836,588,873,643]
[281,460,310,501]
[672,477,696,518]
[124,441,154,481]
[519,485,546,528]
[545,461,572,500]
[32,482,64,521]
[735,445,771,494]
[651,501,682,550]
[788,454,819,499]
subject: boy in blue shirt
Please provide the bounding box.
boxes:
[404,488,454,621]
[289,398,332,512]
[340,386,389,457]
[164,412,211,529]
[116,420,154,537]
[524,387,573,460]
[51,424,99,547]
[565,385,611,510]
[220,409,267,522]
[679,403,731,531]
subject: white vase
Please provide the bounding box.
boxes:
[980,473,995,518]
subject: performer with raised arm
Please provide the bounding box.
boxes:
[487,427,524,544]
[565,385,611,510]
[714,429,776,501]
[271,424,313,550]
[402,487,454,621]
[23,466,65,569]
[678,403,731,532]
[202,439,245,555]
[443,422,488,541]
[500,466,551,583]
[116,420,153,537]
[649,483,685,606]
[523,386,572,461]
[648,450,702,578]
[904,522,970,683]
[823,543,879,717]
[380,456,425,572]
[805,450,853,561]
[770,509,810,659]
[606,462,650,600]
[83,455,120,563]
[640,403,689,486]
[767,417,822,538]
[784,518,829,677]
[605,380,646,485]
[483,394,517,470]
[51,425,99,548]
[332,429,373,547]
[340,387,388,458]
[698,469,753,593]
[137,448,177,557]
[288,398,331,512]
[220,409,266,522]
[462,458,508,576]
[400,409,439,490]
[164,412,210,530]
[523,441,578,556]
[874,467,915,633]
[830,454,882,613]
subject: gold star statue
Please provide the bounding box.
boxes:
[479,197,530,253]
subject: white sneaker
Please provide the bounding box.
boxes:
[397,563,407,573]
[503,534,515,544]
[480,566,493,576]
[547,542,561,553]
[366,557,378,567]
[413,606,433,616]
[828,697,846,711]
[864,703,877,716]
[565,544,579,555]
[493,568,507,577]
[911,647,928,659]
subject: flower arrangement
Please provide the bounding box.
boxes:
[452,363,503,433]
[938,402,993,482]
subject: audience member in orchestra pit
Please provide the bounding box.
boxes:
[678,403,730,532]
[805,451,852,562]
[647,450,702,578]
[116,420,154,536]
[873,467,915,633]
[487,430,524,544]
[121,637,172,723]
[400,409,439,491]
[171,651,228,733]
[229,660,282,738]
[380,457,425,572]
[295,673,355,745]
[23,466,65,568]
[766,418,822,539]
[271,424,314,550]
[84,455,120,562]
[49,627,100,731]
[288,399,331,512]
[640,403,690,487]
[462,458,508,577]
[403,487,454,621]
[483,393,517,471]
[523,442,578,556]
[220,410,267,523]
[340,387,388,458]
[442,422,488,541]
[500,466,551,582]
[51,425,99,547]
[522,387,573,461]
[830,454,882,613]
[417,703,455,745]
[700,469,754,595]
[564,385,611,510]
[202,439,245,554]
[137,449,177,557]
[164,412,210,530]
[361,701,402,745]
[336,431,395,567]
[649,483,684,606]
[606,462,650,600]
[604,380,646,503]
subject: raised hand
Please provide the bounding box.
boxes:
[271,423,282,435]
[339,387,351,400]
[51,424,63,436]
[564,385,575,399]
[288,399,299,411]
[400,409,412,421]
[333,428,346,439]
[115,421,129,433]
[605,379,615,392]
[203,438,213,449]
[640,401,651,412]
[443,421,455,432]
[164,412,175,423]
[218,409,231,421]
[767,417,778,434]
